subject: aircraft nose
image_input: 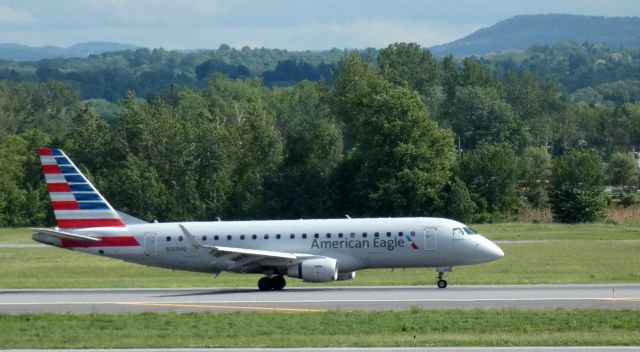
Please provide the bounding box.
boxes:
[483,240,504,261]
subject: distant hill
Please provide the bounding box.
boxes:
[430,14,640,57]
[0,42,138,61]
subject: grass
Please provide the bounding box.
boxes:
[0,227,33,243]
[3,222,640,244]
[0,239,638,288]
[473,222,640,241]
[0,223,639,288]
[0,309,638,348]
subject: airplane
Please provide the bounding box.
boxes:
[33,148,504,291]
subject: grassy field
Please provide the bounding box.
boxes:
[1,309,639,348]
[0,229,639,288]
[3,222,640,244]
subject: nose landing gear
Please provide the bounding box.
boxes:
[435,266,452,288]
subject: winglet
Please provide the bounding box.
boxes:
[179,224,203,249]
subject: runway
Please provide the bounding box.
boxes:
[0,284,639,313]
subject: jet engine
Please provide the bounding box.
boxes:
[287,257,338,282]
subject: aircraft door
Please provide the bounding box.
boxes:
[423,227,437,251]
[144,233,157,256]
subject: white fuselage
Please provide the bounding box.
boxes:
[52,217,504,276]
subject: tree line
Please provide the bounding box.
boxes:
[1,43,640,227]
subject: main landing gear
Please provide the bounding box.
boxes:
[258,275,286,291]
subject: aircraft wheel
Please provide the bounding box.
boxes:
[272,275,286,290]
[437,279,448,289]
[258,276,273,291]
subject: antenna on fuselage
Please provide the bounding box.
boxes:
[345,214,351,219]
[217,217,221,222]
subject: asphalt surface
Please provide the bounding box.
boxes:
[0,284,639,313]
[3,348,640,352]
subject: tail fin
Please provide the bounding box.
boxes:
[39,148,126,229]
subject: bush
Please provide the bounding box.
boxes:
[550,149,606,223]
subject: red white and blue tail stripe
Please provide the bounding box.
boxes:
[39,148,126,229]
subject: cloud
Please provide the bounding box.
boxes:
[0,4,36,24]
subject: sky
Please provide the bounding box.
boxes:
[0,0,639,50]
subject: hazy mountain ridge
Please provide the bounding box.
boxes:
[0,42,138,61]
[430,14,640,56]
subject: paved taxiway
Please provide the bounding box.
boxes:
[0,284,638,313]
[4,348,640,352]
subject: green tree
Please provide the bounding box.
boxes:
[442,176,477,223]
[265,81,342,218]
[550,149,607,223]
[519,147,552,208]
[457,143,519,220]
[378,43,439,110]
[331,53,455,216]
[606,152,638,187]
[451,86,529,151]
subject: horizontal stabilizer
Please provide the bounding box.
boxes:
[31,228,101,242]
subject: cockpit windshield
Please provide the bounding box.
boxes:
[463,226,478,235]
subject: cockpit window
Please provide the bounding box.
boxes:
[453,228,464,237]
[463,226,478,235]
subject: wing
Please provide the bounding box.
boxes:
[178,224,316,273]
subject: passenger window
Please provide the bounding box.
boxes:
[326,233,331,238]
[398,231,403,237]
[178,236,183,241]
[338,233,344,238]
[290,234,295,239]
[410,231,415,236]
[202,235,207,241]
[350,232,355,238]
[302,233,307,239]
[386,232,392,237]
[252,234,257,240]
[214,235,219,241]
[227,235,232,240]
[314,233,319,239]
[166,236,171,242]
[374,232,379,238]
[240,235,245,240]
[362,232,367,238]
[264,234,269,239]
[276,234,281,239]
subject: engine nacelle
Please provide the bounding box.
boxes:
[336,271,356,281]
[287,257,338,283]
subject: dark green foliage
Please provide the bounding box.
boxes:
[442,177,477,223]
[331,54,455,216]
[378,42,439,110]
[550,149,607,223]
[457,143,519,221]
[0,46,346,102]
[450,86,528,151]
[3,40,640,225]
[195,58,251,80]
[262,60,332,87]
[519,147,552,208]
[607,152,638,187]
